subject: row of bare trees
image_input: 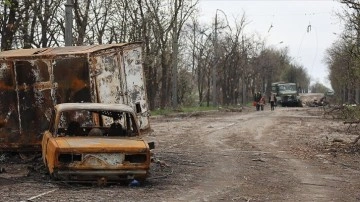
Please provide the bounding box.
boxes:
[0,0,310,109]
[325,0,360,104]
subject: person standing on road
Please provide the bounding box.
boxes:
[269,93,277,111]
[258,95,266,111]
[254,92,262,111]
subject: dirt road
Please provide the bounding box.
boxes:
[1,106,359,201]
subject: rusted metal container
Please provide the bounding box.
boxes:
[0,42,150,151]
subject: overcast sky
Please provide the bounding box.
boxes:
[198,0,344,88]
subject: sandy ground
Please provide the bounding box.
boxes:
[1,103,359,202]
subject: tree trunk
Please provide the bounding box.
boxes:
[41,0,50,47]
[74,0,90,45]
[160,52,169,109]
[22,2,32,49]
[1,0,18,51]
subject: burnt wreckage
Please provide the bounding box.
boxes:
[0,42,150,152]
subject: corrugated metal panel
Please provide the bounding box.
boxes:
[0,48,48,58]
[123,46,150,129]
[0,42,141,59]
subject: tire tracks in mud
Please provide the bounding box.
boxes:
[172,108,352,201]
[238,108,352,201]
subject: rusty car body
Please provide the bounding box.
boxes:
[42,103,151,183]
[0,42,149,152]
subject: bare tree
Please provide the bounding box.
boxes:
[328,1,360,103]
[86,0,114,44]
[73,0,90,45]
[325,38,358,103]
[170,0,199,108]
[1,0,19,50]
[32,0,63,47]
[19,1,32,48]
[183,18,212,106]
[218,15,246,105]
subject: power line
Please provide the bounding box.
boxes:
[244,11,330,18]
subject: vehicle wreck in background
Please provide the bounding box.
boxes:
[271,82,302,107]
[0,42,150,152]
[42,103,152,184]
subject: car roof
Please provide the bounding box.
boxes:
[55,103,135,113]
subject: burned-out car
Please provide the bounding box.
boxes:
[42,103,152,184]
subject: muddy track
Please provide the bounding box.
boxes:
[1,107,359,201]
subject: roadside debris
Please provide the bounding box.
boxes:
[151,156,170,170]
[306,97,329,107]
[343,120,360,132]
[219,106,243,112]
[129,179,140,187]
[0,153,6,162]
[251,158,266,162]
[332,138,345,143]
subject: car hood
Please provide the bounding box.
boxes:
[53,137,148,152]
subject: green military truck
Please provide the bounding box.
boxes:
[271,82,302,107]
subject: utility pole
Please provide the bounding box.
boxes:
[65,0,73,46]
[212,11,218,107]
